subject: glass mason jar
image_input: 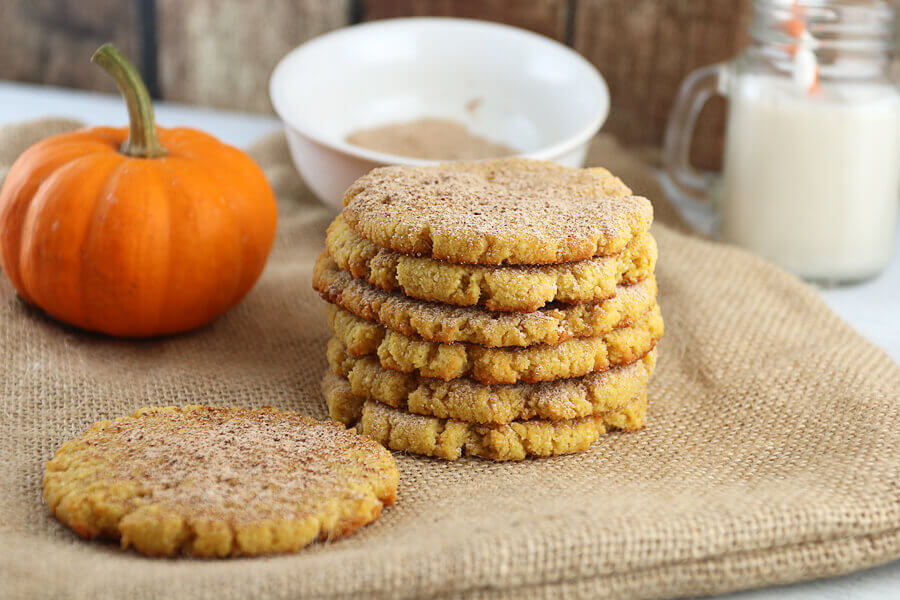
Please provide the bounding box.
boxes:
[663,0,899,285]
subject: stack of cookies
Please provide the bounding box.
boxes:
[315,158,662,461]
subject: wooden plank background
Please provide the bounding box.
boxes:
[0,0,145,95]
[0,0,783,168]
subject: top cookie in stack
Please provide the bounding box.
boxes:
[315,158,662,461]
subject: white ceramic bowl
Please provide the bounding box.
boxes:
[269,18,609,209]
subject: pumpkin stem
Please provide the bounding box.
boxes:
[91,43,166,158]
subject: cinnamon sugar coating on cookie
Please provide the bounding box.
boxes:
[43,406,398,557]
[313,252,658,347]
[327,338,656,424]
[322,373,648,461]
[326,215,658,312]
[326,303,663,385]
[342,159,653,265]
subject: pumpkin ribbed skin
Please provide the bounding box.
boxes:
[0,126,277,337]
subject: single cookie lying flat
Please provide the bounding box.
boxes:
[43,405,399,557]
[326,304,663,385]
[327,215,657,312]
[314,252,658,347]
[327,338,656,424]
[322,373,647,461]
[342,159,653,265]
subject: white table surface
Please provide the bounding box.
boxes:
[1,80,897,599]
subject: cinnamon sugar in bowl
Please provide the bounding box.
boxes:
[269,18,609,208]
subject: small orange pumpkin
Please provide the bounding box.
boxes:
[0,44,277,337]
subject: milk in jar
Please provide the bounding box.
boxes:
[720,75,899,282]
[663,0,899,284]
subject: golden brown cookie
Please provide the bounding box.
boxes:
[314,252,658,347]
[326,303,663,385]
[342,159,653,265]
[43,405,399,557]
[327,338,656,424]
[326,215,657,312]
[322,372,647,461]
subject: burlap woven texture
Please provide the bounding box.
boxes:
[1,120,898,600]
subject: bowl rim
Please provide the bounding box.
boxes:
[269,17,609,166]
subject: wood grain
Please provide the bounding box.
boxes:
[156,0,349,112]
[360,0,571,41]
[0,0,143,93]
[574,0,752,168]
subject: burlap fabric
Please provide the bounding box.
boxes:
[1,120,898,600]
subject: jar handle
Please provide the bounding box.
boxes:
[662,63,726,210]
